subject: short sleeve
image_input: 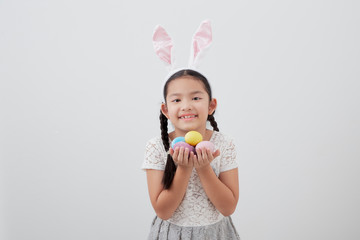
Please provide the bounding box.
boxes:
[220,137,238,172]
[141,137,167,171]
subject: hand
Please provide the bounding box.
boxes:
[194,148,220,169]
[169,147,195,168]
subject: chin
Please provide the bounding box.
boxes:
[184,126,201,132]
[176,126,195,132]
[175,121,204,132]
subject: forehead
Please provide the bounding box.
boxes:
[166,77,206,94]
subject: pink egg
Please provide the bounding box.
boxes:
[195,141,215,152]
[173,142,195,154]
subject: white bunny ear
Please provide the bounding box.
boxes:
[188,20,212,69]
[153,25,174,69]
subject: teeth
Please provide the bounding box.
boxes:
[180,115,196,119]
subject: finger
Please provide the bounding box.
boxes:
[196,148,204,166]
[206,148,212,161]
[169,148,174,155]
[178,147,184,164]
[212,149,220,158]
[201,148,207,162]
[196,148,202,161]
[192,151,198,168]
[183,148,190,165]
[173,147,179,161]
[189,151,195,165]
[188,150,194,167]
[192,153,199,168]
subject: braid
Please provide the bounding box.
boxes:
[207,113,219,131]
[160,110,170,151]
[159,110,177,189]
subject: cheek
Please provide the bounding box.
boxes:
[167,106,178,116]
[197,102,210,112]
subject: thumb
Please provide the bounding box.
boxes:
[212,149,220,158]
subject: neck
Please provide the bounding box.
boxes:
[170,127,212,141]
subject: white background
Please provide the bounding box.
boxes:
[1,0,359,239]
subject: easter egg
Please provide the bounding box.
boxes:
[185,131,203,146]
[173,142,195,154]
[171,137,185,149]
[195,141,215,152]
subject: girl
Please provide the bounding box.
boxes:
[142,21,240,240]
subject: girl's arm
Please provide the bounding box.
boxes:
[146,147,194,220]
[195,148,239,216]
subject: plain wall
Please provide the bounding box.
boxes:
[1,0,359,239]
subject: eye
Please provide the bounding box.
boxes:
[193,97,202,100]
[172,99,181,103]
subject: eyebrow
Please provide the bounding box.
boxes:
[168,91,205,98]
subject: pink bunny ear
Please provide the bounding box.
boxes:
[189,20,212,68]
[153,25,173,66]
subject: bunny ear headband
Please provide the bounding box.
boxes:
[152,20,213,91]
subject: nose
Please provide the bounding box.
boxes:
[181,99,193,111]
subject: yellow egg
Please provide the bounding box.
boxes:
[185,131,203,146]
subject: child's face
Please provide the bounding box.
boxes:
[161,76,217,135]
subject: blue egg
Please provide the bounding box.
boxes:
[171,137,185,149]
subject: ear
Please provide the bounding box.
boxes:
[208,98,217,115]
[161,103,170,119]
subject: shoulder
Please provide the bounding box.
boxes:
[211,131,236,147]
[211,131,238,172]
[145,135,163,146]
[145,136,166,153]
[142,136,167,170]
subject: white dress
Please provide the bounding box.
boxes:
[142,131,240,237]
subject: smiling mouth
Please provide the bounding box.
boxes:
[179,115,197,120]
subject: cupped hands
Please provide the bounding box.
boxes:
[169,147,220,169]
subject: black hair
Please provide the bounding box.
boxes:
[159,69,219,189]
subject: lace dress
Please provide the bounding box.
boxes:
[142,131,240,239]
